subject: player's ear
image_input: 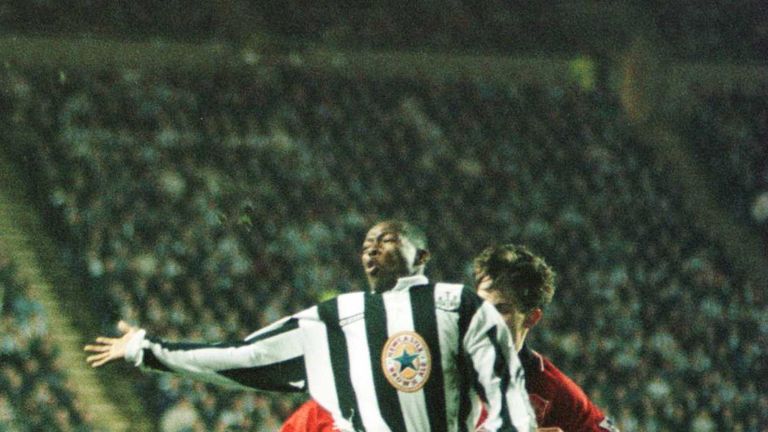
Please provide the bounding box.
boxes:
[523,308,543,329]
[415,249,431,266]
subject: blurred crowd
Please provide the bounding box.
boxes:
[0,250,93,431]
[685,91,768,246]
[1,63,766,431]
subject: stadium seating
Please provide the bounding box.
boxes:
[2,63,765,431]
[0,250,94,431]
[1,1,766,62]
[685,91,768,243]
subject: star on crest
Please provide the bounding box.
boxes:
[395,348,419,371]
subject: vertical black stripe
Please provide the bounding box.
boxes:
[410,284,446,432]
[487,326,516,431]
[317,299,364,430]
[457,287,484,431]
[364,292,408,431]
[458,353,482,432]
[457,287,484,343]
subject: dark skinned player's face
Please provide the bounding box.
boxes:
[361,222,419,292]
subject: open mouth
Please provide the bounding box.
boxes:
[365,261,380,275]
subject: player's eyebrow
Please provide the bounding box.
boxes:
[361,232,381,248]
[364,230,398,243]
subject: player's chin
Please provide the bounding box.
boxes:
[365,270,379,286]
[368,269,400,290]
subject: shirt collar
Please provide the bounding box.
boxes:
[391,274,429,292]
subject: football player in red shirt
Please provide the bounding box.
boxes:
[472,244,617,432]
[282,244,618,432]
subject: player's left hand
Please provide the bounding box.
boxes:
[84,320,139,367]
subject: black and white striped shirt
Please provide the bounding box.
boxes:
[125,275,536,431]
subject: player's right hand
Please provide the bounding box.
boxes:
[84,320,138,367]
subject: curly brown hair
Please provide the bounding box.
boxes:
[473,244,556,313]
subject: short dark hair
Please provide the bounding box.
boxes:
[473,244,555,313]
[378,220,428,251]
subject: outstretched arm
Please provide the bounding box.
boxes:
[84,317,307,392]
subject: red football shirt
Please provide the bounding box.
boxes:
[517,345,616,432]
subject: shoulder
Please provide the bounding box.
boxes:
[433,282,465,311]
[314,291,366,314]
[524,348,609,430]
[286,400,324,418]
[321,291,365,304]
[314,292,366,324]
[280,400,335,432]
[539,352,595,406]
[432,282,487,309]
[432,282,493,321]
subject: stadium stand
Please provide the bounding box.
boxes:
[2,61,765,431]
[685,91,768,246]
[1,1,766,62]
[0,250,94,431]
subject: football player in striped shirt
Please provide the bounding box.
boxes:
[85,221,536,431]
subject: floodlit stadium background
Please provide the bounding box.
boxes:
[0,2,766,431]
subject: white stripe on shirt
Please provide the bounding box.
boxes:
[338,292,391,431]
[383,290,431,432]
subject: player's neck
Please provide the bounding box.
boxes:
[370,271,424,293]
[370,275,398,293]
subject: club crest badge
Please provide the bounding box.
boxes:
[381,331,431,392]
